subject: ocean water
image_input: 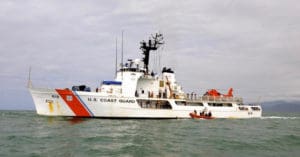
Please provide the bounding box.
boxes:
[0,111,299,157]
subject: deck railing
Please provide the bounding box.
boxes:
[187,96,243,103]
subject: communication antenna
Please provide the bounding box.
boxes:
[256,96,262,105]
[115,38,118,76]
[27,66,32,88]
[121,30,124,80]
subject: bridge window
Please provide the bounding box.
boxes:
[208,103,232,107]
[137,99,172,109]
[175,101,203,106]
[239,106,249,111]
[251,107,261,111]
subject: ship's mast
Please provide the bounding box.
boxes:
[140,33,164,73]
[121,30,124,80]
[27,66,32,88]
[115,38,118,76]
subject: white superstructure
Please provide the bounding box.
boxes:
[29,33,262,118]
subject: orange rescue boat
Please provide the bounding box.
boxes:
[189,113,215,120]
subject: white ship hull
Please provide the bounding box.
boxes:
[29,88,262,119]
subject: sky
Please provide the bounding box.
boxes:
[0,0,299,110]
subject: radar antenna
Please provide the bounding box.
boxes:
[140,33,164,73]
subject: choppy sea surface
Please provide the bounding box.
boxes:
[0,111,299,157]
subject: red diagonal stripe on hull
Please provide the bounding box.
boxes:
[56,89,91,117]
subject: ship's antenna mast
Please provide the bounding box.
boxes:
[121,30,124,80]
[140,33,164,73]
[27,66,32,88]
[115,38,118,77]
[256,96,262,105]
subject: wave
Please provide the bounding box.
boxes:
[260,116,299,120]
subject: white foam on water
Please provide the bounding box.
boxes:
[260,116,299,120]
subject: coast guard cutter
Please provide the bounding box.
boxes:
[29,33,262,118]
